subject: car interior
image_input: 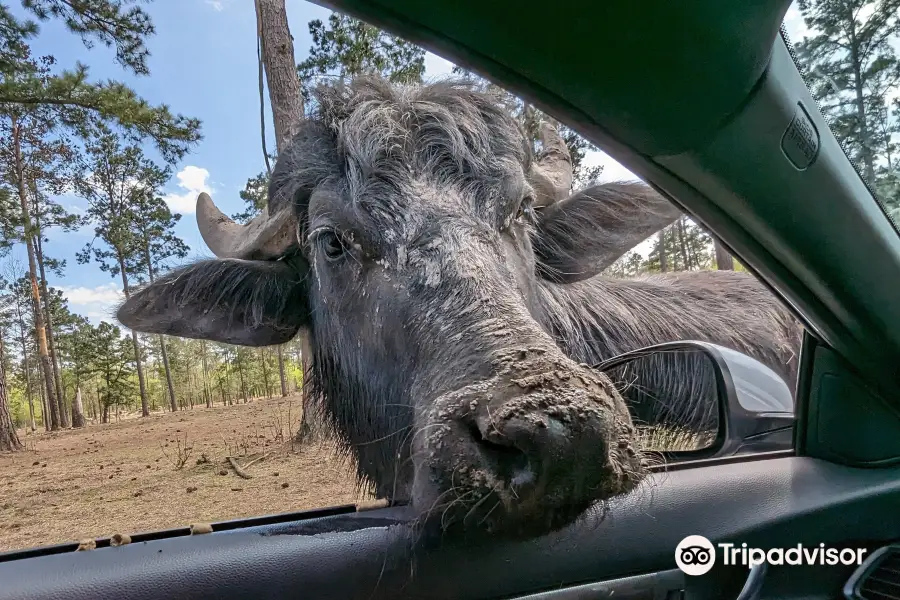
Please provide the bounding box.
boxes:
[3,0,900,598]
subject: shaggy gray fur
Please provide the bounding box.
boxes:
[118,75,804,512]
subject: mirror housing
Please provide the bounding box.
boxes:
[595,340,795,461]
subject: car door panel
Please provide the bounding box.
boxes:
[3,455,898,600]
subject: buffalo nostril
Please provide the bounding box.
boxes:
[466,421,532,484]
[465,415,577,491]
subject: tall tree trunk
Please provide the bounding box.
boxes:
[72,367,85,427]
[677,217,689,271]
[224,357,233,405]
[277,345,287,397]
[38,369,48,430]
[39,364,49,430]
[93,384,100,423]
[200,341,212,408]
[157,337,177,412]
[33,212,68,427]
[258,348,271,398]
[117,256,149,417]
[846,12,876,184]
[0,331,23,451]
[714,238,734,270]
[236,357,248,404]
[256,0,321,435]
[15,307,36,433]
[657,230,668,273]
[257,0,304,152]
[25,372,35,432]
[72,387,86,428]
[142,245,178,412]
[12,117,60,430]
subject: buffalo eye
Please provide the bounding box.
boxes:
[314,228,345,261]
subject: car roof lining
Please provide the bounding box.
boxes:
[311,0,792,157]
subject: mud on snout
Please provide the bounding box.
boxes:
[409,347,648,540]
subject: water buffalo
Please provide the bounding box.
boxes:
[117,76,801,540]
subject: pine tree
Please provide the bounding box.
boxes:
[128,186,188,413]
[795,0,900,186]
[56,313,99,424]
[81,321,135,423]
[713,238,734,270]
[3,268,39,431]
[75,124,161,417]
[1,2,201,161]
[232,169,269,223]
[253,0,307,421]
[0,94,72,429]
[30,183,80,426]
[0,2,203,437]
[0,275,22,450]
[297,12,425,97]
[44,288,86,425]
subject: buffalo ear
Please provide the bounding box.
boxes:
[530,181,681,283]
[116,257,309,346]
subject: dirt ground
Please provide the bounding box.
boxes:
[0,396,368,553]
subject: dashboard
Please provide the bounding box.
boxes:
[2,455,900,600]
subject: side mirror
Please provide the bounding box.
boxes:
[595,340,795,461]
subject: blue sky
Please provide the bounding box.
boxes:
[7,0,812,324]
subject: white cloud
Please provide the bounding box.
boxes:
[163,166,212,215]
[58,283,124,325]
[205,0,224,10]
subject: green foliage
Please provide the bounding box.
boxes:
[604,216,713,278]
[794,0,900,187]
[877,167,900,220]
[0,2,200,163]
[648,217,713,273]
[298,12,425,98]
[0,1,203,431]
[234,168,269,223]
[84,321,135,413]
[128,186,188,282]
[0,188,15,254]
[1,62,201,162]
[74,123,171,281]
[1,272,37,427]
[0,67,81,246]
[16,0,154,75]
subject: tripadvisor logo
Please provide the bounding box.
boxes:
[675,535,867,576]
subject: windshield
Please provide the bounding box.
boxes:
[0,0,892,554]
[782,1,900,231]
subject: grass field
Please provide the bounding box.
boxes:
[0,395,368,553]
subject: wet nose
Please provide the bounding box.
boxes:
[467,411,588,493]
[461,387,617,501]
[414,347,645,537]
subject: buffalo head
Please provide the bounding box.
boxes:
[117,78,650,540]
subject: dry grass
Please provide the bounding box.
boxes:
[0,395,368,553]
[635,424,715,452]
